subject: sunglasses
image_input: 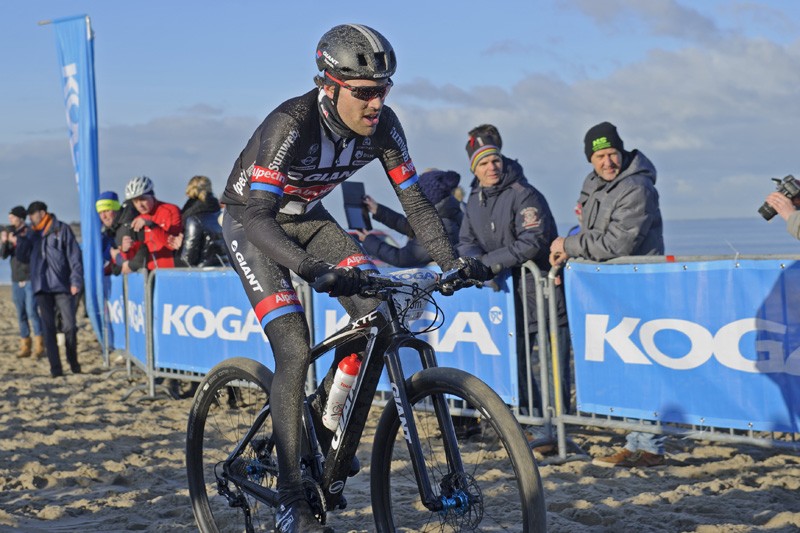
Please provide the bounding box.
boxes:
[325,71,393,101]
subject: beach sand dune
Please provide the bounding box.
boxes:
[0,286,798,532]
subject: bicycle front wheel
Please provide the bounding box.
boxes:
[186,357,276,532]
[370,367,546,532]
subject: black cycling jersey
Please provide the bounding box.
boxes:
[220,87,460,502]
[222,88,458,277]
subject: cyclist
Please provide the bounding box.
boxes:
[219,23,490,533]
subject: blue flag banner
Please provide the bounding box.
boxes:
[565,259,800,432]
[312,269,519,404]
[51,15,103,344]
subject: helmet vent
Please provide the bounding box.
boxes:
[356,53,368,67]
[373,53,387,72]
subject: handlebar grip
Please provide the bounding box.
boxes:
[311,271,338,294]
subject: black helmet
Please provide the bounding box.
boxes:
[316,24,396,80]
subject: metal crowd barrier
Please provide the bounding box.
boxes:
[543,254,800,463]
[100,257,800,461]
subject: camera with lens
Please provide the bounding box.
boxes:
[758,175,800,221]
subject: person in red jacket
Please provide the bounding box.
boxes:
[118,176,183,272]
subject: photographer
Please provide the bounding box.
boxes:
[764,192,800,240]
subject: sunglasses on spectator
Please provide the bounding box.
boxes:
[325,72,393,101]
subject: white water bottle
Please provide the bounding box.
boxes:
[322,353,361,431]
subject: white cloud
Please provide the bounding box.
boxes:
[3,30,800,228]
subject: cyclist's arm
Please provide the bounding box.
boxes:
[241,114,320,277]
[377,110,458,271]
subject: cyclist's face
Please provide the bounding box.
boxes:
[474,154,503,188]
[326,79,388,136]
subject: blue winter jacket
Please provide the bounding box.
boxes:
[458,157,564,332]
[459,157,557,274]
[16,215,84,294]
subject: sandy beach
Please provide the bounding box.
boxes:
[0,284,799,532]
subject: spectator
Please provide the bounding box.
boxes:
[16,201,83,377]
[177,175,228,267]
[1,205,44,359]
[95,191,126,276]
[458,124,571,421]
[354,169,462,267]
[118,176,183,272]
[764,192,800,240]
[550,121,665,468]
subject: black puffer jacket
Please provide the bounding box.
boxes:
[179,195,228,267]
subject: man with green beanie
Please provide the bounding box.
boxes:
[550,121,665,468]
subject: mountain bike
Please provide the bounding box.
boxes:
[186,266,546,532]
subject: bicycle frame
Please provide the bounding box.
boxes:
[310,292,467,513]
[220,273,470,516]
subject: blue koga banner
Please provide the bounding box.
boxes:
[51,15,103,344]
[106,275,126,351]
[126,272,147,366]
[565,259,800,432]
[312,270,519,404]
[151,269,275,374]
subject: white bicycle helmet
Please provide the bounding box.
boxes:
[124,175,154,200]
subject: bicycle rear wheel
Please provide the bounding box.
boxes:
[370,367,546,532]
[186,357,276,532]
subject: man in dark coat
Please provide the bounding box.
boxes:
[1,205,44,358]
[16,201,84,377]
[458,124,571,420]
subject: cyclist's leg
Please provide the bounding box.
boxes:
[285,205,380,451]
[222,213,312,503]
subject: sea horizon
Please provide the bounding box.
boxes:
[1,215,799,285]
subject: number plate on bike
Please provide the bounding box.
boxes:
[386,268,439,322]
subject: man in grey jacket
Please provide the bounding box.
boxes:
[550,121,663,263]
[550,122,665,468]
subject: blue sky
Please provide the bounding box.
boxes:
[3,0,800,228]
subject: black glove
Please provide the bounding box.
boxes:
[456,256,493,282]
[304,265,364,298]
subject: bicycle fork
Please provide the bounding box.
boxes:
[383,337,468,513]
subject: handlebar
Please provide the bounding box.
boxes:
[310,268,482,299]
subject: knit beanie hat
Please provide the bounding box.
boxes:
[465,133,501,174]
[584,121,624,161]
[96,190,121,213]
[418,170,461,205]
[9,205,27,219]
[27,201,47,215]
